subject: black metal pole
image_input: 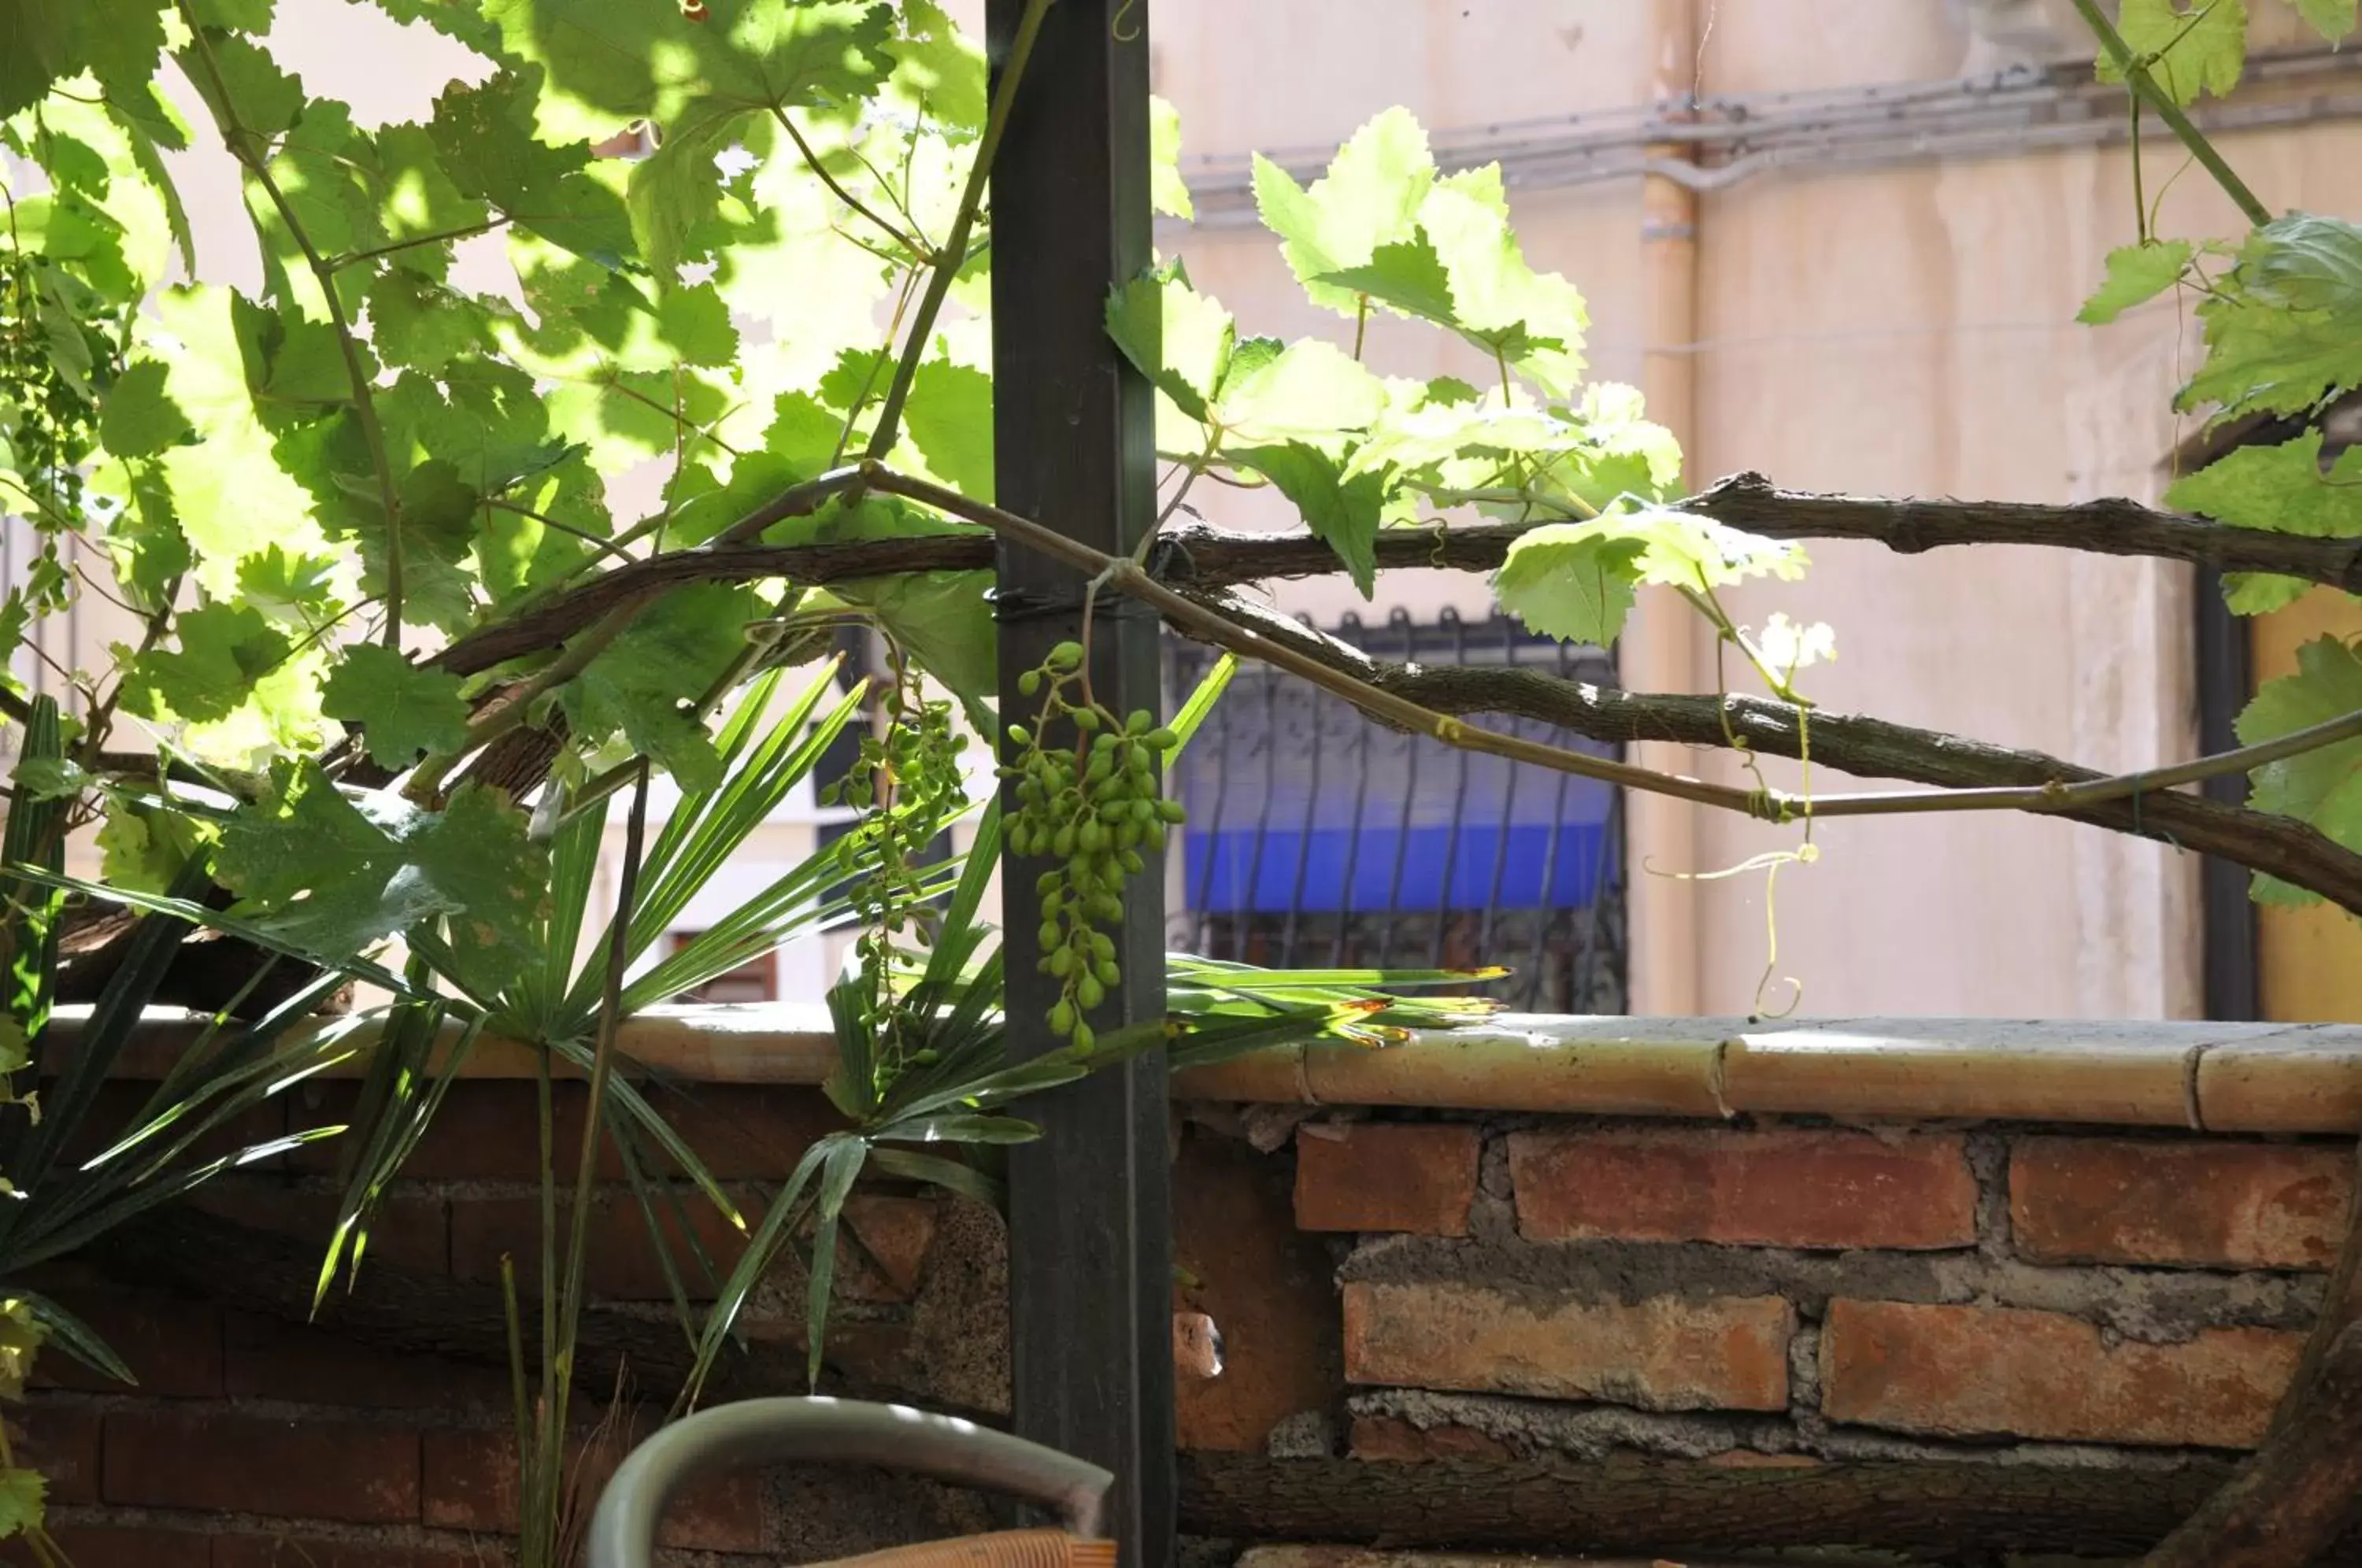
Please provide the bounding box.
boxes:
[985,3,1172,1566]
[2194,570,2260,1020]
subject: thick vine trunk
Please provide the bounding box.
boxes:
[1176,1452,2362,1561]
[2141,1322,2362,1566]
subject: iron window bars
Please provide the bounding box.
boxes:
[1164,607,1627,1015]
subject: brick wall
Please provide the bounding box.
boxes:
[9,1077,2353,1562]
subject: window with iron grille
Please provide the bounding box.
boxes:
[665,932,779,1004]
[1164,608,1626,1014]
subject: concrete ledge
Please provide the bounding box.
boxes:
[55,1007,2362,1133]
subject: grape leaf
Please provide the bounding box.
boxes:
[2295,0,2356,39]
[2181,215,2362,419]
[1253,108,1435,317]
[1150,94,1193,221]
[2079,239,2194,324]
[1497,509,1806,646]
[2234,634,2362,905]
[887,0,987,132]
[2097,0,2248,105]
[1493,530,1646,645]
[560,583,759,790]
[1321,234,1457,325]
[0,0,168,120]
[236,544,341,622]
[428,72,635,265]
[903,359,994,501]
[120,601,292,723]
[1104,263,1236,423]
[1216,338,1387,446]
[97,801,213,895]
[1410,167,1588,397]
[321,644,471,767]
[364,273,498,373]
[2223,572,2310,615]
[0,1466,44,1542]
[179,29,305,139]
[100,360,192,457]
[216,765,546,971]
[1231,442,1388,597]
[2165,430,2362,538]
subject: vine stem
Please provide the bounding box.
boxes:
[819,461,2362,827]
[2071,0,2271,226]
[550,758,651,1528]
[772,107,924,258]
[863,0,1057,461]
[177,6,409,647]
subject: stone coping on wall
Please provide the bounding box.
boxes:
[58,1006,2362,1133]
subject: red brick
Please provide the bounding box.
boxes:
[60,1081,287,1171]
[0,1524,210,1568]
[423,1424,765,1551]
[1342,1281,1792,1411]
[224,1313,512,1413]
[103,1408,420,1522]
[1294,1123,1479,1237]
[1820,1299,2301,1448]
[28,1289,221,1396]
[841,1194,937,1299]
[1347,1415,1510,1463]
[2010,1137,2350,1270]
[193,1186,450,1275]
[213,1540,482,1568]
[1175,1134,1344,1453]
[10,1403,99,1503]
[450,1192,760,1302]
[1510,1127,1978,1252]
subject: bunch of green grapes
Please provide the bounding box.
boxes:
[1003,640,1184,1050]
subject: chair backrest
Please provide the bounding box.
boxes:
[583,1397,1116,1568]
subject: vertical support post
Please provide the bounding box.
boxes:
[986,4,1172,1567]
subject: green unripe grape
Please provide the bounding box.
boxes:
[1007,723,1031,745]
[1118,849,1144,875]
[1127,749,1153,776]
[1086,753,1115,784]
[1073,707,1101,732]
[1094,730,1120,752]
[1049,945,1076,977]
[1077,974,1105,1009]
[1146,821,1168,852]
[1093,892,1124,920]
[1051,824,1076,857]
[1094,957,1120,986]
[1079,819,1106,852]
[1146,727,1179,750]
[912,1048,940,1065]
[1035,871,1063,897]
[1049,999,1075,1034]
[1069,852,1096,882]
[1018,670,1042,697]
[1038,921,1062,951]
[1099,801,1129,823]
[1115,820,1142,851]
[1127,709,1153,734]
[1088,931,1115,960]
[1155,798,1187,823]
[1016,779,1042,806]
[1049,640,1083,671]
[1072,1019,1094,1052]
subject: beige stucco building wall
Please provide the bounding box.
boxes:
[1155,1,2361,1020]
